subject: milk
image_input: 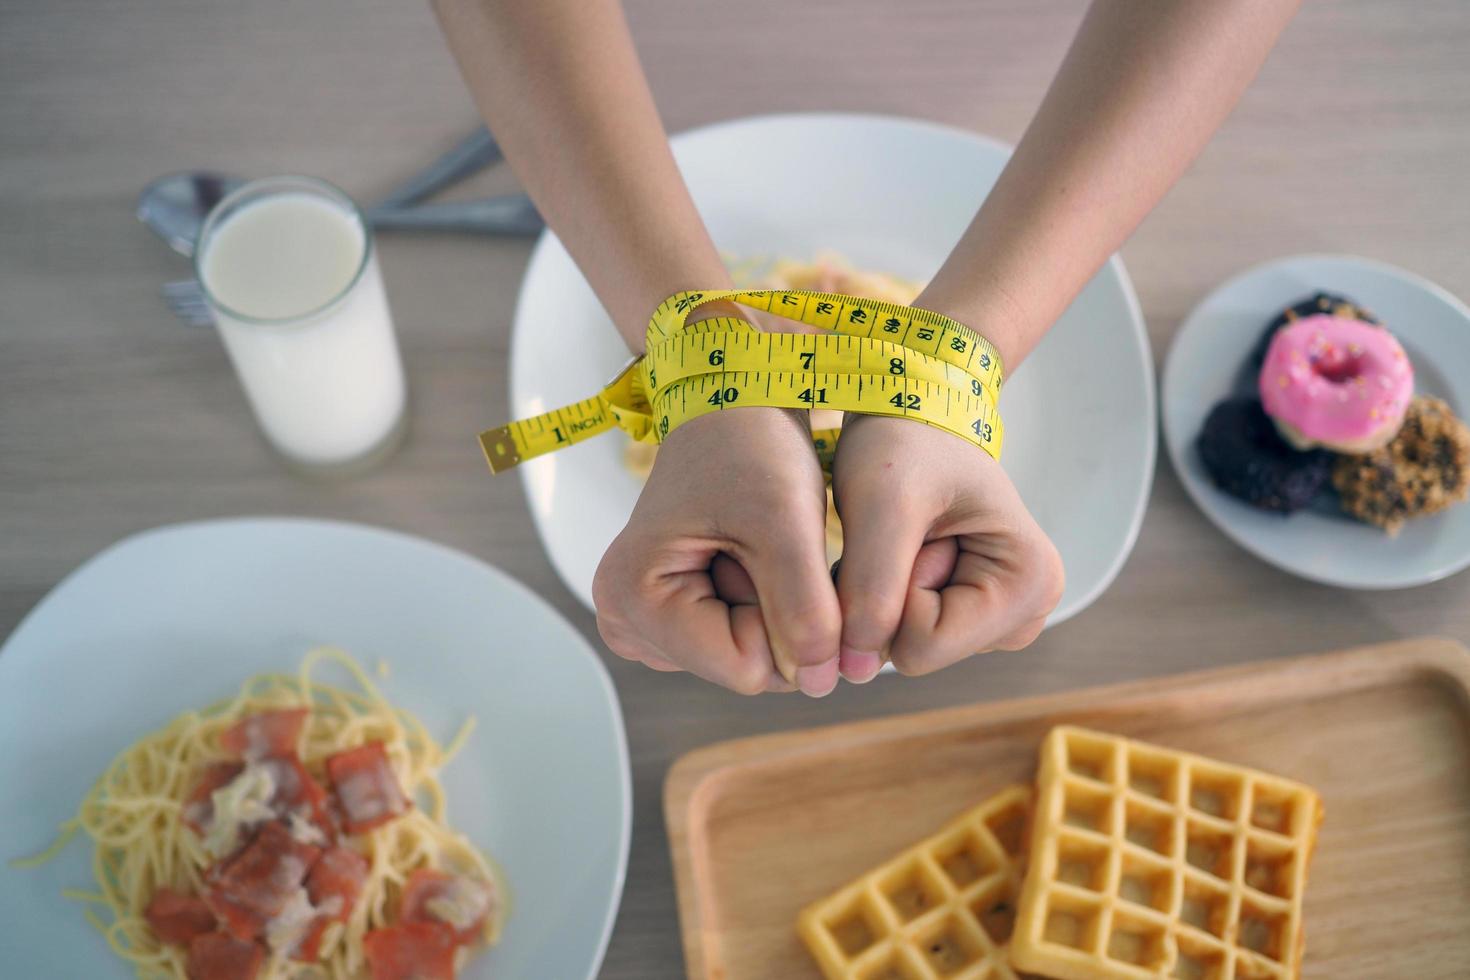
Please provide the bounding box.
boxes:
[197,179,406,470]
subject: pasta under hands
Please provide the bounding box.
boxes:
[17,647,505,980]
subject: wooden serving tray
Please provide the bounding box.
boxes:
[665,637,1470,979]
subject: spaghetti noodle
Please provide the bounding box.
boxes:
[18,647,505,980]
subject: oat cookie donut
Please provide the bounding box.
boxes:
[1333,395,1470,533]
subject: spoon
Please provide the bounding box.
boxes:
[136,172,244,257]
[137,127,542,258]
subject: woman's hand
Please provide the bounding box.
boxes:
[592,405,843,696]
[829,415,1064,682]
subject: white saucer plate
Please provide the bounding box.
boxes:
[1163,253,1470,588]
[0,518,631,979]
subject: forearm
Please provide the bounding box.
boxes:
[918,0,1299,370]
[432,0,729,350]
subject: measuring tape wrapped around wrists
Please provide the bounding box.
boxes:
[478,288,1005,475]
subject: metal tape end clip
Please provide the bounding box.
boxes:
[478,427,522,473]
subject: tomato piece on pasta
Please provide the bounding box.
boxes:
[145,887,217,946]
[185,931,266,980]
[182,762,245,836]
[257,755,334,842]
[205,822,321,940]
[291,917,332,965]
[219,708,309,759]
[362,921,458,980]
[289,845,372,962]
[308,845,369,919]
[291,922,329,963]
[400,869,495,945]
[326,742,410,834]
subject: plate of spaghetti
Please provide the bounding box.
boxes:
[0,518,630,980]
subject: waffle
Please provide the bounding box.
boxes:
[1010,727,1323,980]
[797,784,1032,980]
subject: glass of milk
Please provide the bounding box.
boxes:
[194,176,407,475]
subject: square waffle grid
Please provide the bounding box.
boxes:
[798,784,1032,980]
[1010,727,1323,980]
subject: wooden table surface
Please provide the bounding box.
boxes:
[4,1,1469,977]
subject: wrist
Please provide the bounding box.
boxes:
[664,404,810,450]
[839,412,915,438]
[618,295,745,355]
[912,282,1031,374]
[684,297,748,327]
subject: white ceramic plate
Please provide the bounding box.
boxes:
[1163,253,1470,588]
[510,112,1155,625]
[0,518,630,979]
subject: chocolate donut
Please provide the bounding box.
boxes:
[1196,398,1333,513]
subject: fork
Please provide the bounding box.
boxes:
[161,279,215,327]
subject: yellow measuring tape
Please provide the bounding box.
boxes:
[478,289,1005,474]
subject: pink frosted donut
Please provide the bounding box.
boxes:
[1259,313,1413,453]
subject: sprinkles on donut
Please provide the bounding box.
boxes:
[1258,313,1413,453]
